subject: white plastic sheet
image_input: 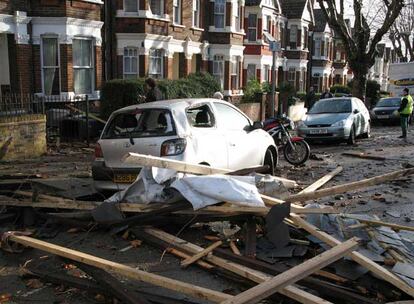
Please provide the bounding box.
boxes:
[171,174,265,210]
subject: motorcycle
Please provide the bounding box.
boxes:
[263,116,310,166]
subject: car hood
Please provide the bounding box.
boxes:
[303,113,351,126]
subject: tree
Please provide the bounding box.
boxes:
[317,0,404,101]
[389,0,414,61]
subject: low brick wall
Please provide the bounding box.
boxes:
[238,103,262,121]
[0,114,47,161]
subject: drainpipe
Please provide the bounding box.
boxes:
[307,30,314,92]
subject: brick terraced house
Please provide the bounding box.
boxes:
[107,0,245,100]
[310,9,351,92]
[0,0,103,99]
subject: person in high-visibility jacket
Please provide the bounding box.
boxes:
[398,88,414,139]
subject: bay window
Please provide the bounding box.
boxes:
[123,48,138,79]
[73,38,93,95]
[213,55,224,89]
[149,48,164,79]
[41,37,60,95]
[214,0,225,28]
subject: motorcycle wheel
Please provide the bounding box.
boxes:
[283,140,310,165]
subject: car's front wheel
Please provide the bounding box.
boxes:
[347,125,356,145]
[264,147,278,176]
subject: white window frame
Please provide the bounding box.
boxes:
[263,65,270,83]
[213,54,225,89]
[72,37,94,95]
[231,55,240,89]
[288,67,296,82]
[124,0,138,12]
[123,47,139,79]
[41,36,61,96]
[150,0,164,16]
[192,0,201,27]
[299,68,305,91]
[314,39,321,57]
[247,64,256,81]
[149,48,164,79]
[263,15,269,32]
[233,1,240,32]
[214,0,225,29]
[248,14,257,42]
[290,25,298,43]
[173,0,182,24]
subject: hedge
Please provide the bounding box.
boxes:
[100,73,221,119]
[330,84,351,94]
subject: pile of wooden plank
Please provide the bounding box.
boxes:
[1,153,414,303]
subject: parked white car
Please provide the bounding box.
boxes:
[92,98,277,191]
[297,97,371,145]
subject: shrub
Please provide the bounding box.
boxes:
[241,79,263,103]
[330,84,351,94]
[100,73,220,119]
[296,91,307,101]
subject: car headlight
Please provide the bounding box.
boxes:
[331,120,346,127]
[161,138,187,156]
[297,121,306,128]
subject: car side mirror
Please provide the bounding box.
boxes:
[353,109,359,114]
[252,121,264,130]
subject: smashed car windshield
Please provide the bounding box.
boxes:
[376,98,400,108]
[309,99,352,114]
[102,108,176,139]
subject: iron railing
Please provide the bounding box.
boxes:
[0,94,104,144]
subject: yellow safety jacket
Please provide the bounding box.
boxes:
[401,95,413,115]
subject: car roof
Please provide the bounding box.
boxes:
[112,98,226,114]
[317,97,353,101]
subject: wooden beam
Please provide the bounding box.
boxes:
[181,241,223,268]
[290,214,414,298]
[144,228,332,304]
[229,241,241,256]
[342,152,386,161]
[166,248,215,270]
[76,263,152,304]
[341,214,414,232]
[1,198,338,215]
[284,168,414,203]
[220,238,359,304]
[124,152,297,188]
[5,234,232,303]
[297,167,343,194]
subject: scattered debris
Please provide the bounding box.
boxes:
[1,154,414,304]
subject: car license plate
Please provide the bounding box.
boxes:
[113,174,138,183]
[309,129,328,134]
[377,115,389,119]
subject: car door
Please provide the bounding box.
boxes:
[358,98,370,133]
[212,102,262,170]
[351,99,364,136]
[185,103,229,168]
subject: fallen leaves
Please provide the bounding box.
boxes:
[25,278,44,289]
